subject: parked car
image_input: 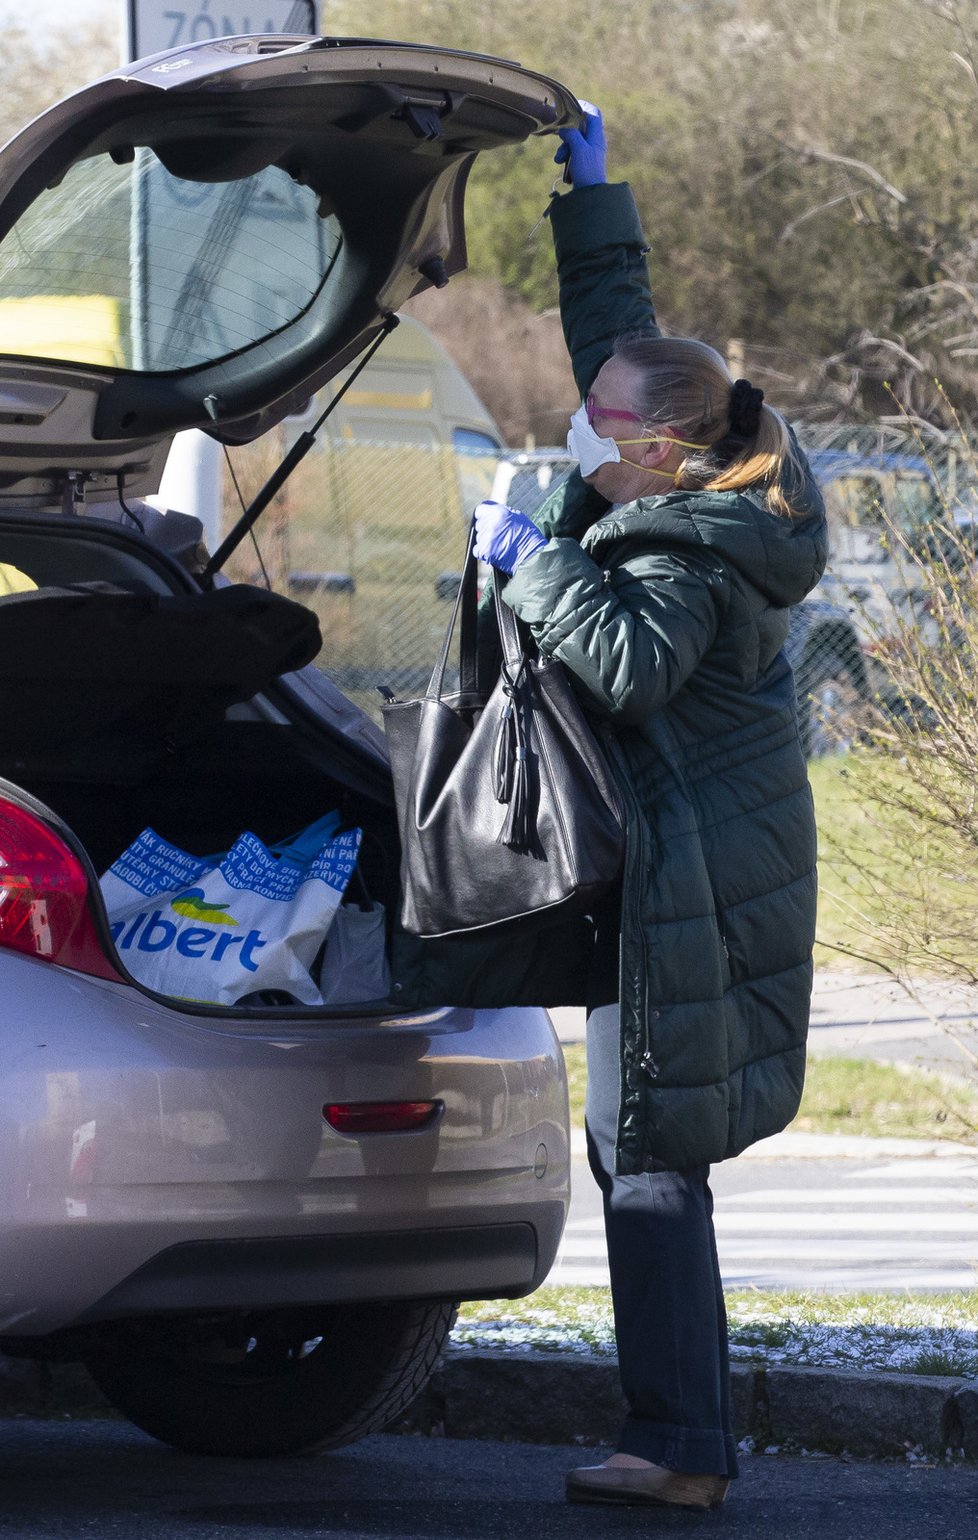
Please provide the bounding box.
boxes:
[789,449,948,751]
[0,35,578,1458]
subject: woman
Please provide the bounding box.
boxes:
[474,108,827,1510]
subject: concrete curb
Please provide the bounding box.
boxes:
[3,1348,976,1460]
[390,1351,978,1460]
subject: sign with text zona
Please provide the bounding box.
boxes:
[128,1,319,61]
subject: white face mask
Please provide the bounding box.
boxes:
[566,403,621,478]
[566,402,709,481]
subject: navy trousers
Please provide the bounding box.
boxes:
[584,1003,739,1479]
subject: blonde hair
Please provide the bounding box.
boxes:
[613,335,806,518]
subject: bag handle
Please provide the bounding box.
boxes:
[424,521,534,850]
[197,811,343,870]
[426,522,527,702]
[269,810,343,866]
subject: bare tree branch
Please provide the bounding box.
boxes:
[779,192,853,244]
[778,140,908,205]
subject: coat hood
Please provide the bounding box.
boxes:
[584,458,827,611]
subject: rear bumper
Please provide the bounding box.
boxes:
[0,956,570,1335]
[74,1213,561,1324]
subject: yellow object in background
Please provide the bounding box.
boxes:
[0,294,125,368]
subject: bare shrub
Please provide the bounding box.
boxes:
[819,423,978,1001]
[0,22,116,146]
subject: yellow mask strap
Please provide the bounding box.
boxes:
[620,459,679,479]
[617,433,708,480]
[616,434,710,451]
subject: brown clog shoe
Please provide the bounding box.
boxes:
[566,1459,730,1509]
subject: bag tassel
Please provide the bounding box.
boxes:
[496,689,532,852]
[498,744,531,850]
[492,690,517,805]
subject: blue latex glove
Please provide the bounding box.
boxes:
[554,101,606,187]
[473,500,546,575]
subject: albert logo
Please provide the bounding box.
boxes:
[109,909,268,971]
[170,889,238,926]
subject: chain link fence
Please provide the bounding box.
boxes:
[221,428,498,720]
[220,420,973,753]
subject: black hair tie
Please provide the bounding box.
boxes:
[729,378,764,437]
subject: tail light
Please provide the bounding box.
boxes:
[0,800,122,980]
[323,1101,442,1134]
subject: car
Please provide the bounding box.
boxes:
[488,449,866,757]
[784,595,866,758]
[789,449,950,751]
[0,33,578,1458]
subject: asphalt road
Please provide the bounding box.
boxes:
[0,1420,975,1540]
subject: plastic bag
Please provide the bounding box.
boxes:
[100,815,361,1005]
[318,901,391,1005]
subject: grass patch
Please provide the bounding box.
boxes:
[454,1287,978,1375]
[810,754,978,978]
[791,1054,978,1141]
[809,756,889,973]
[560,1046,978,1144]
[561,1040,588,1130]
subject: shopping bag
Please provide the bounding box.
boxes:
[100,816,361,1005]
[318,901,391,1005]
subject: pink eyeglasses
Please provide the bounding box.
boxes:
[585,393,647,430]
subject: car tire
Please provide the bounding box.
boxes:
[83,1298,457,1457]
[800,654,862,758]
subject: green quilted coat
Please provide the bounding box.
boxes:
[502,184,828,1174]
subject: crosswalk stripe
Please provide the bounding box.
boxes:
[553,1151,978,1289]
[721,1186,978,1205]
[550,1262,978,1288]
[713,1211,978,1233]
[841,1159,978,1179]
[720,1267,978,1289]
[716,1237,978,1259]
[559,1215,978,1248]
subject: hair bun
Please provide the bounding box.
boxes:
[729,378,764,437]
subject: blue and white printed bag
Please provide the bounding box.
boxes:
[100,814,362,1005]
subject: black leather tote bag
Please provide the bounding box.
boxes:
[382,529,625,939]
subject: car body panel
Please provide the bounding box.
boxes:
[0,949,568,1333]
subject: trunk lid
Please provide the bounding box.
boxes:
[0,34,579,509]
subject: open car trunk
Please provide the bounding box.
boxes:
[0,515,593,1013]
[0,516,407,1006]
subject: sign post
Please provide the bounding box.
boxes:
[128,2,318,60]
[126,1,319,553]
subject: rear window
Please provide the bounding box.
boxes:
[823,470,942,536]
[0,150,341,372]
